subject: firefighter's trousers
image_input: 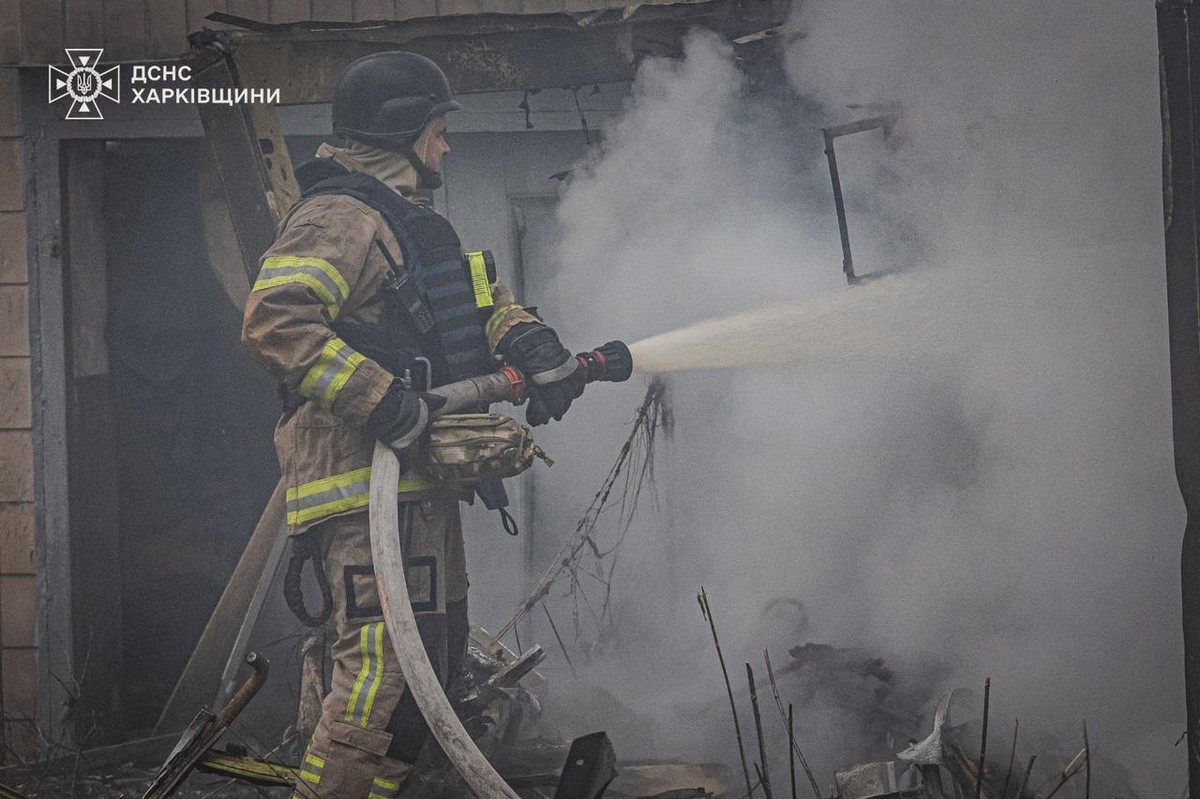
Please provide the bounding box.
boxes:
[292,496,469,799]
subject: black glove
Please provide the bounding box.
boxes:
[498,323,585,427]
[366,380,447,466]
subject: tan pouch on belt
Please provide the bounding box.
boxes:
[424,413,553,484]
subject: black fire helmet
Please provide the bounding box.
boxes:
[332,51,462,152]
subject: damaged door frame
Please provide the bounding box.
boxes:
[21,70,213,755]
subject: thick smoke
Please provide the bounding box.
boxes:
[520,2,1178,795]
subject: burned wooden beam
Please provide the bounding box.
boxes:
[187,0,790,104]
[180,43,298,284]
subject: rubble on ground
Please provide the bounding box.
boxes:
[0,636,1150,798]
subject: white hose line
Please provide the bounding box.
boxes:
[369,443,521,799]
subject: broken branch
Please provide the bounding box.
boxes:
[747,663,773,799]
[1037,748,1085,799]
[1000,719,1019,799]
[699,588,754,798]
[975,678,991,799]
[1017,754,1037,799]
[764,649,822,799]
[788,704,797,799]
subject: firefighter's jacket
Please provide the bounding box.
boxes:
[242,147,539,534]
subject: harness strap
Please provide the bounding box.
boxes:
[283,530,333,627]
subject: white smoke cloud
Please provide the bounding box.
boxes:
[522,2,1179,795]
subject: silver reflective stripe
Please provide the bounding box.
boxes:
[285,468,373,526]
[299,338,364,409]
[345,622,385,726]
[254,256,351,319]
[369,776,402,799]
[531,356,580,385]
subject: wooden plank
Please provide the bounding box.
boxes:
[0,213,30,284]
[0,68,19,137]
[268,0,310,23]
[312,0,352,20]
[183,44,285,279]
[0,429,32,501]
[146,0,188,60]
[0,0,20,66]
[26,127,75,752]
[104,0,150,62]
[224,0,789,101]
[65,0,106,62]
[0,359,31,429]
[246,101,300,217]
[394,0,436,19]
[63,140,123,747]
[227,0,271,24]
[518,0,565,13]
[0,287,26,354]
[187,0,230,35]
[353,0,396,21]
[0,139,23,211]
[562,0,611,10]
[0,502,35,576]
[18,0,61,64]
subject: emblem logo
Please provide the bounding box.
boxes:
[48,49,120,120]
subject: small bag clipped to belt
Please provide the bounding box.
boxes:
[284,414,551,626]
[424,412,553,483]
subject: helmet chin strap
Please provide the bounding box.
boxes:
[402,143,443,190]
[403,126,443,190]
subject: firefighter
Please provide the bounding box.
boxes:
[241,51,586,796]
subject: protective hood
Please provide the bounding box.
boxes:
[315,140,421,197]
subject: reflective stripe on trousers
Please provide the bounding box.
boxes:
[285,467,436,527]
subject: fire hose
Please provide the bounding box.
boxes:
[369,341,631,798]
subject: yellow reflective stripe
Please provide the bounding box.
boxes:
[291,466,372,501]
[298,337,366,409]
[370,775,402,799]
[252,273,341,319]
[345,622,385,726]
[465,252,495,309]
[298,752,324,785]
[253,256,351,320]
[361,622,387,725]
[285,467,435,527]
[485,303,522,343]
[260,255,350,299]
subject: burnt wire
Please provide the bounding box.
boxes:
[564,382,665,648]
[492,379,667,648]
[572,86,594,147]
